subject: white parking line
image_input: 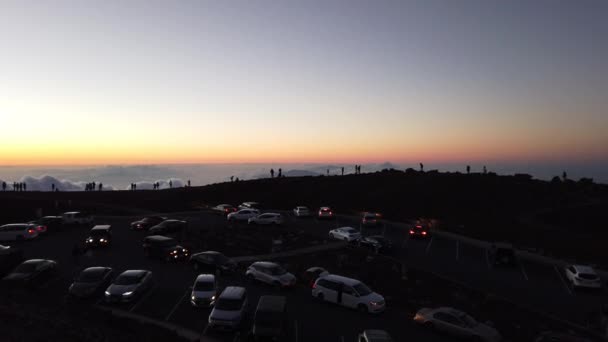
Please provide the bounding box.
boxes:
[554,265,573,295]
[294,320,299,342]
[129,286,157,313]
[425,236,434,254]
[519,261,529,281]
[455,240,459,261]
[165,289,189,321]
[202,324,210,336]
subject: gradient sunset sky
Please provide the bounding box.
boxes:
[1,1,606,166]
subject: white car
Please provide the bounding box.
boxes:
[191,274,218,307]
[312,274,385,314]
[208,286,248,330]
[62,212,94,225]
[0,224,39,241]
[329,227,361,241]
[414,307,501,342]
[564,265,601,289]
[248,213,284,225]
[318,206,334,219]
[293,206,311,217]
[227,209,260,222]
[246,261,296,287]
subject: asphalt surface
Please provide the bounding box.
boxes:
[4,209,607,341]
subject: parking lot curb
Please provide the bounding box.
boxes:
[93,304,203,342]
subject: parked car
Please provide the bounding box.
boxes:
[142,235,189,261]
[361,212,382,227]
[301,266,329,288]
[37,216,64,232]
[488,243,516,267]
[2,259,57,287]
[208,286,248,330]
[212,204,238,216]
[190,274,218,308]
[239,202,263,210]
[0,246,24,277]
[414,307,501,342]
[26,221,48,234]
[227,209,260,222]
[0,224,38,241]
[564,265,601,290]
[248,213,284,225]
[312,274,385,314]
[62,212,94,226]
[190,251,237,274]
[104,270,153,303]
[130,216,166,231]
[84,225,112,248]
[318,207,335,219]
[148,219,187,235]
[293,206,311,217]
[408,224,430,238]
[358,330,394,342]
[329,227,361,242]
[246,261,296,288]
[253,295,287,341]
[357,235,393,254]
[69,267,114,299]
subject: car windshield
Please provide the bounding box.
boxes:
[460,314,478,327]
[215,298,243,310]
[353,283,372,296]
[143,217,160,223]
[269,266,287,275]
[579,273,598,280]
[114,274,142,285]
[90,230,108,236]
[77,270,104,283]
[14,263,37,273]
[215,254,230,264]
[158,239,178,247]
[345,228,357,234]
[194,281,215,291]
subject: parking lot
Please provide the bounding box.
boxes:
[4,208,608,341]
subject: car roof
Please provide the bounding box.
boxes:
[339,226,356,231]
[81,267,111,276]
[145,235,174,241]
[2,223,30,228]
[63,211,81,215]
[572,265,597,274]
[260,212,280,216]
[434,307,466,316]
[296,206,308,209]
[494,242,513,249]
[91,225,111,231]
[320,206,331,209]
[362,330,392,341]
[22,259,53,265]
[320,274,360,286]
[257,295,286,312]
[195,274,216,282]
[120,270,149,277]
[252,261,280,268]
[219,286,246,299]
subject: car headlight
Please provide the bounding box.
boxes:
[182,248,187,253]
[88,238,94,242]
[191,295,196,300]
[122,291,133,297]
[370,301,381,306]
[211,295,216,301]
[100,239,106,243]
[105,291,110,296]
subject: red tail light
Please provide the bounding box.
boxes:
[36,225,46,232]
[312,282,317,289]
[28,229,35,234]
[409,230,414,234]
[422,231,427,235]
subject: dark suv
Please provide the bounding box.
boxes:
[130,216,166,231]
[143,235,189,261]
[189,251,236,274]
[85,225,112,248]
[148,219,187,235]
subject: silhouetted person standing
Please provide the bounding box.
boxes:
[278,168,282,177]
[420,163,424,172]
[169,180,173,188]
[23,183,26,191]
[187,180,191,187]
[1,182,5,191]
[562,171,568,181]
[341,167,344,176]
[327,169,329,176]
[99,183,103,191]
[466,165,470,174]
[483,166,487,174]
[270,169,275,178]
[51,183,55,191]
[133,183,137,190]
[230,176,234,182]
[337,283,343,304]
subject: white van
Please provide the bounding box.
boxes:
[0,224,39,241]
[312,274,385,314]
[62,212,94,225]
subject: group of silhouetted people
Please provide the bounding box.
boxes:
[152,182,161,190]
[85,182,102,191]
[270,168,283,178]
[354,165,362,174]
[8,182,27,191]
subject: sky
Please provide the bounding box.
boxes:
[0,0,607,169]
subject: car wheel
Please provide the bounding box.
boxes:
[317,293,325,301]
[357,304,368,313]
[424,321,434,331]
[329,233,334,239]
[344,237,348,241]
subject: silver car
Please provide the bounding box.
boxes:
[190,274,217,307]
[248,213,284,225]
[104,270,153,303]
[246,261,296,288]
[208,286,248,330]
[414,307,501,342]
